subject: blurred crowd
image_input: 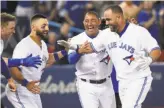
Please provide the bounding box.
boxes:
[1,1,164,63]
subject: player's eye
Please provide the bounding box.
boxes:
[41,25,45,29]
[105,18,111,21]
[91,19,96,22]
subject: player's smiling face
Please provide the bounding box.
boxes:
[2,21,16,40]
[83,13,100,36]
[104,9,119,32]
[35,18,49,40]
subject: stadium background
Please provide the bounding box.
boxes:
[1,1,164,108]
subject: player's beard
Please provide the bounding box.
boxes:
[36,30,48,42]
[108,24,118,32]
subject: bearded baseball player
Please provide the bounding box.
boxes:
[6,14,68,108]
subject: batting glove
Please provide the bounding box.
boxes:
[134,55,153,70]
[21,54,42,68]
[57,40,78,50]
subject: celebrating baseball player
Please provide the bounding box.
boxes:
[68,11,116,108]
[1,12,42,93]
[6,14,68,108]
[58,5,161,108]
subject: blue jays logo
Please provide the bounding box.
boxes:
[100,55,110,65]
[123,55,135,65]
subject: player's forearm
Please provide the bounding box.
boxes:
[3,57,24,67]
[9,67,25,83]
[149,49,161,62]
[68,52,82,64]
[47,50,67,65]
[53,50,67,62]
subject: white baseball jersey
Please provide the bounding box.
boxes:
[13,35,49,81]
[69,30,116,108]
[6,35,49,108]
[0,39,4,55]
[91,23,160,80]
[69,30,113,80]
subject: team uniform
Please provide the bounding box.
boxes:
[0,39,4,55]
[91,23,160,108]
[69,29,116,108]
[5,36,49,108]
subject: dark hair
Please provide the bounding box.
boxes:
[31,14,47,24]
[105,5,123,15]
[85,11,100,19]
[1,13,16,27]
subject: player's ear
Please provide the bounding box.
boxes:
[98,18,101,26]
[31,24,36,31]
[83,20,85,25]
[1,26,5,32]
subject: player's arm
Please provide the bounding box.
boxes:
[68,42,88,64]
[140,28,161,63]
[2,55,41,68]
[149,48,161,62]
[57,37,105,54]
[46,50,67,67]
[9,67,40,94]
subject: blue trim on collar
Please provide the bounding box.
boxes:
[85,31,99,39]
[119,22,129,37]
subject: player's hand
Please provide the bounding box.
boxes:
[26,80,40,94]
[22,54,42,68]
[8,78,16,92]
[57,40,77,50]
[78,41,92,54]
[79,41,93,54]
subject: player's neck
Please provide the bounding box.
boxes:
[118,20,126,33]
[30,33,42,47]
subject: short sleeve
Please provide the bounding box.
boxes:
[140,28,160,53]
[12,42,29,59]
[68,37,77,55]
[0,39,4,55]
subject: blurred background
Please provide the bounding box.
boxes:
[1,1,164,108]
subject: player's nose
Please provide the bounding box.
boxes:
[13,29,15,34]
[105,21,110,25]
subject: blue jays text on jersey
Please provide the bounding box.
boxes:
[107,42,135,54]
[107,42,136,65]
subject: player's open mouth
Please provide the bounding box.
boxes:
[44,32,48,34]
[88,27,94,31]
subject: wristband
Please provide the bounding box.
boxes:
[53,53,59,61]
[61,50,67,56]
[21,79,29,87]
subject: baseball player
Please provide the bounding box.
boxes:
[68,11,116,108]
[58,5,161,108]
[1,12,42,93]
[6,14,68,108]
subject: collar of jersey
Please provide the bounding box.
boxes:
[85,31,99,39]
[119,22,129,37]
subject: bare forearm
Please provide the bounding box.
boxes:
[47,50,67,65]
[149,49,161,62]
[9,67,24,84]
